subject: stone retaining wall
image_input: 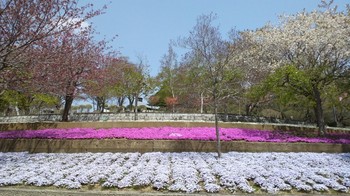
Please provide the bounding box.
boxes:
[0,113,214,123]
[0,121,316,132]
[0,138,349,153]
[0,113,306,125]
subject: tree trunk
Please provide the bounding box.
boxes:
[62,94,74,122]
[134,95,138,120]
[200,92,204,114]
[213,87,221,158]
[101,100,105,113]
[96,99,100,111]
[238,100,241,115]
[96,97,106,113]
[5,107,12,116]
[313,86,326,136]
[127,96,134,111]
[117,96,125,107]
[171,90,176,113]
[245,103,258,116]
[304,108,311,123]
[224,107,228,122]
[15,103,20,116]
[332,106,338,127]
[245,104,251,116]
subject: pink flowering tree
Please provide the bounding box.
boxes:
[29,27,110,121]
[0,0,106,95]
[165,96,178,113]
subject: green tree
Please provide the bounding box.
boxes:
[178,13,242,157]
[119,56,153,120]
[244,7,350,135]
[158,44,179,113]
[0,90,59,115]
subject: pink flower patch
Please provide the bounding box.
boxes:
[0,127,349,144]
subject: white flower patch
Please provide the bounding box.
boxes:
[0,152,349,193]
[192,153,217,186]
[343,178,350,187]
[133,154,158,186]
[212,153,255,193]
[235,176,254,193]
[116,152,154,189]
[26,175,52,186]
[153,153,171,190]
[117,174,134,188]
[204,183,221,193]
[296,184,313,192]
[54,179,81,189]
[101,167,126,188]
[313,184,329,192]
[254,176,291,193]
[169,153,202,193]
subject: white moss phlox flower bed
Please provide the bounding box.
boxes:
[0,152,349,193]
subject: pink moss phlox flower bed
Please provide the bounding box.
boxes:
[0,127,349,144]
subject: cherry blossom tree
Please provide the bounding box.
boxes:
[244,7,350,135]
[0,0,105,95]
[29,27,108,121]
[229,31,276,116]
[165,96,178,113]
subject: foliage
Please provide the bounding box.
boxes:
[84,56,122,113]
[148,95,160,107]
[242,6,350,134]
[0,0,106,94]
[31,27,110,121]
[165,97,178,111]
[0,90,60,115]
[175,13,243,157]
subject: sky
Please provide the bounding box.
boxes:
[82,0,348,77]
